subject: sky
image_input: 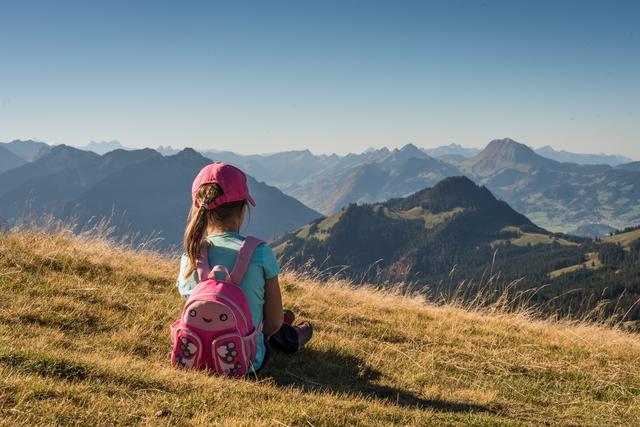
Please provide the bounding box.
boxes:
[0,0,638,158]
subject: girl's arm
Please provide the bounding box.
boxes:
[263,275,283,338]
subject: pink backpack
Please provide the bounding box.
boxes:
[170,236,264,376]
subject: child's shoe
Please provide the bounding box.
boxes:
[295,321,313,351]
[283,309,295,325]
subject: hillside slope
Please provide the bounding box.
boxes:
[1,230,639,426]
[273,176,570,283]
[0,145,26,174]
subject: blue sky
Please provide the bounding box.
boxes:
[0,0,638,158]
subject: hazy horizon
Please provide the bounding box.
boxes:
[3,136,635,161]
[1,1,638,158]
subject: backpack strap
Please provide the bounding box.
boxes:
[230,236,265,285]
[195,240,212,281]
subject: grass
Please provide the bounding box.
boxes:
[381,206,464,229]
[549,252,603,279]
[293,210,346,242]
[492,226,578,248]
[604,228,640,249]
[1,228,640,426]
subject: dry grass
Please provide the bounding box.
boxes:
[1,228,639,426]
[380,206,464,229]
[492,228,578,248]
[604,228,640,249]
[549,252,603,279]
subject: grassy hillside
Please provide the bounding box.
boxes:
[1,230,639,426]
[604,228,640,248]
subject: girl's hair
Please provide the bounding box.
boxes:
[183,183,247,279]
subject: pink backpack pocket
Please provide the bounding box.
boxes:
[211,326,262,376]
[171,321,204,370]
[212,333,248,376]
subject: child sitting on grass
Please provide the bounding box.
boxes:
[176,162,313,373]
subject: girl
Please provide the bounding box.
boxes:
[176,162,313,373]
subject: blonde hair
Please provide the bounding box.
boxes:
[183,183,247,279]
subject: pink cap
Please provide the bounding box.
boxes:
[191,162,256,210]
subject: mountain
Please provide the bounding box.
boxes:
[1,139,50,162]
[461,138,640,232]
[274,176,640,326]
[0,145,26,173]
[535,145,633,166]
[79,140,127,154]
[274,176,568,283]
[64,148,321,245]
[155,145,181,156]
[461,138,559,178]
[202,149,341,187]
[422,143,480,159]
[616,161,640,172]
[0,146,161,220]
[0,146,320,246]
[283,144,461,214]
[79,141,185,157]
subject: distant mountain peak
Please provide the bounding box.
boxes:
[484,138,540,159]
[50,144,81,153]
[462,138,557,177]
[421,143,481,159]
[173,147,207,162]
[399,142,420,151]
[49,144,96,158]
[8,139,42,144]
[80,140,126,155]
[386,143,429,162]
[486,137,528,150]
[396,143,424,155]
[155,145,181,156]
[1,139,51,162]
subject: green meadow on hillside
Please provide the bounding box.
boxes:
[0,229,639,426]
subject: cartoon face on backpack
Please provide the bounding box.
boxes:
[182,300,236,332]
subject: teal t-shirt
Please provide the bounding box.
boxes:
[176,231,280,371]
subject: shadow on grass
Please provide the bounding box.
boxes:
[259,347,498,415]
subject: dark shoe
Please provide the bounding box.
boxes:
[283,309,295,325]
[295,322,313,351]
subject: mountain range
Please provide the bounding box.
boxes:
[202,138,640,234]
[280,144,461,214]
[0,145,320,246]
[534,145,633,165]
[2,137,639,235]
[421,143,481,160]
[77,140,183,157]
